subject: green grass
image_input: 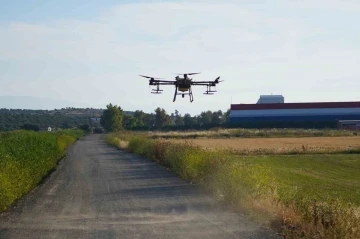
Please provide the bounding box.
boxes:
[0,129,85,212]
[248,154,360,205]
[106,131,360,239]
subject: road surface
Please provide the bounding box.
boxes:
[0,134,281,239]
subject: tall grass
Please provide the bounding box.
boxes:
[106,131,360,239]
[0,129,84,212]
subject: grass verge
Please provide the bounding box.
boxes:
[0,129,85,212]
[106,131,360,239]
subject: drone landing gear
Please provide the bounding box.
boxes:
[152,84,163,94]
[189,87,194,102]
[173,86,178,102]
[173,87,194,103]
[204,85,217,95]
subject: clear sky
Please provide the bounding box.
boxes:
[1,0,359,115]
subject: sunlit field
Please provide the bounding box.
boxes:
[143,128,357,139]
[168,136,360,154]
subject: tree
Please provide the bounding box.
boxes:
[123,114,144,129]
[100,103,123,132]
[211,110,223,125]
[154,107,171,129]
[222,109,231,124]
[133,110,146,127]
[78,124,91,133]
[21,123,40,131]
[174,110,184,127]
[183,113,195,128]
[199,111,213,126]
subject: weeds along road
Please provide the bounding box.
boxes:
[0,134,281,239]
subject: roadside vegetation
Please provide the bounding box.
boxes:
[0,129,84,212]
[106,130,360,239]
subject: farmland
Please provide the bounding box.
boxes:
[106,128,360,239]
[168,136,360,154]
[144,128,357,139]
[0,129,85,212]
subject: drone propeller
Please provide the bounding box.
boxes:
[139,75,163,80]
[175,72,201,76]
[186,72,201,76]
[214,76,224,83]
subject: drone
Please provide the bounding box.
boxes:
[139,72,223,102]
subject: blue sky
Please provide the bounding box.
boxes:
[1,0,360,115]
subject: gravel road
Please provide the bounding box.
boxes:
[0,134,281,239]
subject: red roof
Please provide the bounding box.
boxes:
[231,101,360,110]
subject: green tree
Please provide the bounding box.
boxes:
[183,113,195,128]
[123,114,144,129]
[199,111,213,126]
[78,124,91,133]
[21,123,40,131]
[154,107,171,129]
[133,110,146,127]
[143,113,155,129]
[100,103,123,132]
[211,110,223,125]
[174,110,184,127]
[222,109,231,124]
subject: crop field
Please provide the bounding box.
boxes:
[0,129,84,212]
[106,128,360,239]
[168,136,360,154]
[143,128,357,139]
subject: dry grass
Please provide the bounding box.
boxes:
[168,136,360,153]
[143,128,357,139]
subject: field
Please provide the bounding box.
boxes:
[144,128,357,139]
[0,129,84,212]
[106,129,360,239]
[169,136,360,154]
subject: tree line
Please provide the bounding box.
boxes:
[100,103,231,132]
[0,112,92,131]
[0,105,231,132]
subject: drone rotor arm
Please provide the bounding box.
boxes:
[156,80,176,83]
[156,82,176,85]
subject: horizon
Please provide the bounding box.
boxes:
[1,1,360,115]
[3,95,360,115]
